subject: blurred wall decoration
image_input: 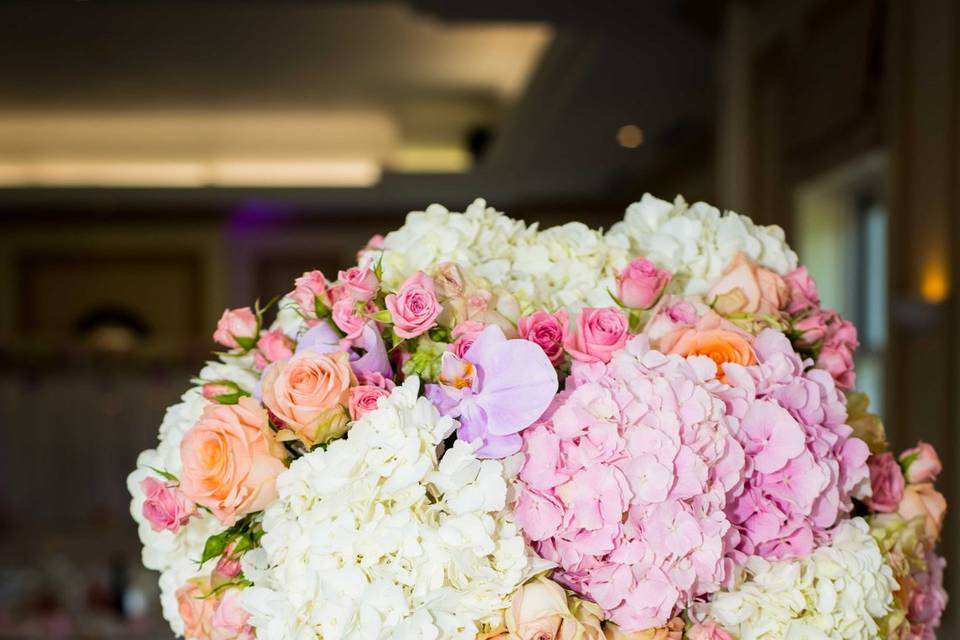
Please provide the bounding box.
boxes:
[0,0,958,637]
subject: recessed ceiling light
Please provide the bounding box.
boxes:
[617,125,644,149]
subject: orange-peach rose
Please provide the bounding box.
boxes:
[261,350,356,444]
[660,312,756,382]
[898,483,947,544]
[176,577,217,640]
[707,252,789,315]
[179,397,286,526]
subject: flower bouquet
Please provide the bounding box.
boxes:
[129,196,947,640]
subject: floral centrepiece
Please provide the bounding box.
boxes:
[128,195,947,640]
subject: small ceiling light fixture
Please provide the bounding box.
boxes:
[617,124,644,149]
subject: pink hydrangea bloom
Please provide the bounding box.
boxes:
[515,339,744,631]
[717,329,870,560]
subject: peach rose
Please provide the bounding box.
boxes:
[707,252,788,315]
[261,350,356,444]
[604,618,684,640]
[898,483,947,544]
[661,312,755,382]
[176,577,216,640]
[507,577,581,640]
[179,397,286,526]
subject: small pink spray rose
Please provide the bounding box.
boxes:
[563,306,628,363]
[213,307,257,350]
[616,257,671,309]
[385,271,442,339]
[140,476,196,533]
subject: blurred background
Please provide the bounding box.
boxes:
[0,0,957,637]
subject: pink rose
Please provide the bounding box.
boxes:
[213,541,242,581]
[338,267,379,302]
[564,307,628,363]
[331,299,366,340]
[288,270,332,317]
[900,442,942,484]
[687,622,733,640]
[253,330,294,370]
[179,397,286,526]
[707,253,789,315]
[261,351,356,444]
[784,266,820,313]
[865,453,905,512]
[449,320,485,358]
[140,477,195,533]
[817,315,858,390]
[211,589,254,640]
[385,271,441,339]
[518,310,569,366]
[899,483,947,545]
[348,385,391,420]
[793,311,829,344]
[213,307,257,350]
[176,578,216,640]
[616,257,671,309]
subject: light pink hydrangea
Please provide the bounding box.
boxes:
[515,339,745,631]
[718,329,870,560]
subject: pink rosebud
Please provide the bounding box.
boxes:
[784,266,820,313]
[288,270,332,317]
[211,589,255,640]
[616,257,671,309]
[331,299,366,340]
[385,271,441,339]
[449,320,486,358]
[254,330,294,370]
[688,622,733,640]
[348,384,391,420]
[202,382,235,400]
[140,477,195,533]
[564,307,628,363]
[338,267,379,302]
[900,442,943,484]
[212,307,257,350]
[214,541,243,580]
[517,310,569,366]
[357,233,385,260]
[865,452,905,513]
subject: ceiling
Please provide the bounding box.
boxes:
[0,0,719,214]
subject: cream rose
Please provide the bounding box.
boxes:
[261,350,356,445]
[179,397,286,526]
[506,577,603,640]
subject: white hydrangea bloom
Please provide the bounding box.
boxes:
[240,378,550,640]
[363,199,627,312]
[695,518,897,640]
[607,193,798,295]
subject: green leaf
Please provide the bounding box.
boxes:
[199,530,232,565]
[367,309,393,323]
[145,466,179,483]
[234,335,257,351]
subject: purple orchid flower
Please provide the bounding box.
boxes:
[425,325,558,458]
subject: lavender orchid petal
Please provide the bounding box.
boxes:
[468,327,558,437]
[351,323,392,378]
[295,321,341,355]
[473,432,523,459]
